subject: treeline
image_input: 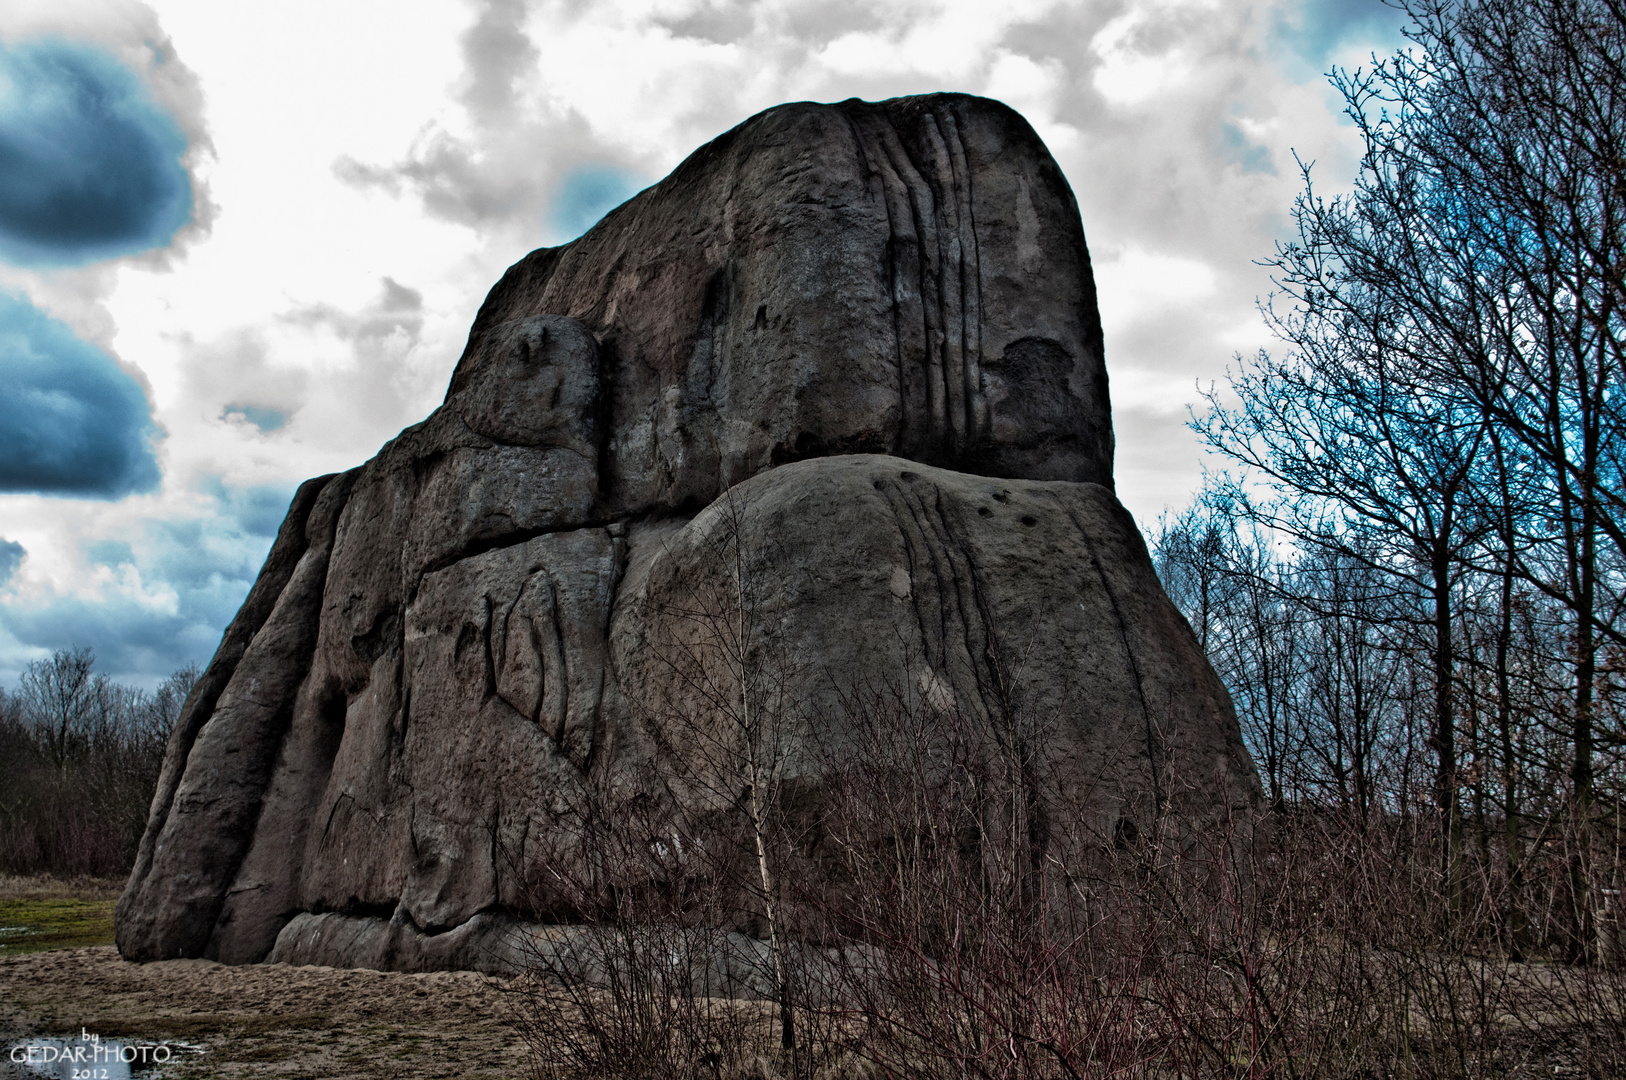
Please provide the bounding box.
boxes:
[1153,505,1622,953]
[1155,507,1626,827]
[0,649,194,877]
[1155,0,1625,960]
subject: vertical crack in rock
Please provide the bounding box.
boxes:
[543,578,570,745]
[922,108,968,452]
[872,470,1002,726]
[846,114,918,457]
[480,593,497,702]
[1048,494,1167,816]
[940,106,988,444]
[867,112,947,456]
[845,100,987,465]
[838,115,911,457]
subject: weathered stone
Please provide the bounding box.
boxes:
[268,909,791,1001]
[616,455,1254,828]
[116,469,354,960]
[117,91,1259,972]
[453,93,1112,512]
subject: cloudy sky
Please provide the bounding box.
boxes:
[0,0,1407,686]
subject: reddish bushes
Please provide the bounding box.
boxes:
[511,684,1624,1079]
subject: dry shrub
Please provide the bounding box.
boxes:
[510,677,1624,1080]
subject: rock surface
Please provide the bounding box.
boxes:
[453,92,1113,511]
[117,92,1258,970]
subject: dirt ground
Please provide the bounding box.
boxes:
[0,944,536,1079]
[0,879,535,1079]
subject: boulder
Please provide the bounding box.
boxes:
[117,92,1258,970]
[452,92,1114,513]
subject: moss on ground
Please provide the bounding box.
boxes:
[0,897,116,955]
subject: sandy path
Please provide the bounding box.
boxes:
[0,946,535,1079]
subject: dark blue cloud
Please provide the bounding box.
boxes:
[2,593,202,686]
[0,289,161,497]
[0,538,23,585]
[0,38,192,266]
[0,480,295,686]
[547,166,643,242]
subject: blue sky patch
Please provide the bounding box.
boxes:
[85,539,136,567]
[197,478,296,539]
[0,38,192,266]
[1272,0,1410,79]
[0,289,161,497]
[1221,122,1276,175]
[546,165,643,243]
[222,403,289,432]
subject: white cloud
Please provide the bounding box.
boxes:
[1095,245,1219,337]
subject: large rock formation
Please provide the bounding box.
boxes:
[117,93,1259,971]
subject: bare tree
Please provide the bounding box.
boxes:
[16,647,101,771]
[1194,0,1626,920]
[1255,0,1626,811]
[1195,345,1488,884]
[640,487,804,1056]
[2,651,201,876]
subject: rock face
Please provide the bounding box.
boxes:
[116,93,1258,970]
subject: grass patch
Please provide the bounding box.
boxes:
[84,1013,333,1040]
[0,897,115,955]
[221,1042,297,1063]
[0,874,126,902]
[86,1014,236,1039]
[232,1013,333,1036]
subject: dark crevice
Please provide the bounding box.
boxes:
[481,592,497,703]
[412,515,636,585]
[336,899,396,920]
[1050,496,1164,815]
[593,335,618,506]
[350,608,401,665]
[319,791,356,851]
[397,684,411,746]
[769,429,890,467]
[489,816,500,911]
[545,574,569,745]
